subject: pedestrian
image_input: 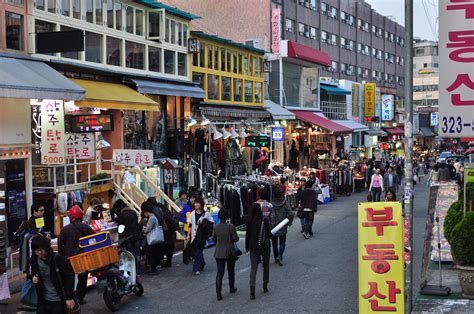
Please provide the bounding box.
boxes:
[110,199,127,222]
[256,187,275,226]
[385,189,397,202]
[188,197,214,275]
[175,190,188,209]
[296,178,306,233]
[369,168,384,202]
[142,202,162,274]
[299,180,318,239]
[428,164,439,186]
[271,185,293,265]
[438,163,451,182]
[28,235,76,314]
[212,209,239,301]
[383,166,399,192]
[84,197,102,225]
[246,200,273,300]
[116,205,143,274]
[57,204,94,305]
[23,203,48,235]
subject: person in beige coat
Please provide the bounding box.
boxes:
[212,209,239,301]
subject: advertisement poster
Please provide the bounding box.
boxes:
[364,83,376,117]
[352,83,359,117]
[358,202,404,313]
[381,95,394,121]
[40,100,66,165]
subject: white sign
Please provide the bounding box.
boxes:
[271,8,281,53]
[381,95,394,121]
[65,133,95,159]
[40,100,66,165]
[431,112,439,126]
[113,149,153,167]
[64,101,101,115]
[439,1,474,137]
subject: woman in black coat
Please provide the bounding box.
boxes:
[245,201,273,300]
[300,180,318,239]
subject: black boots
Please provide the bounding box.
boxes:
[216,277,223,301]
[250,286,256,300]
[263,282,269,293]
[230,286,237,293]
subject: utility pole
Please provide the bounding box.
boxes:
[404,0,414,313]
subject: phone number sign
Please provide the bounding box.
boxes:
[439,0,474,137]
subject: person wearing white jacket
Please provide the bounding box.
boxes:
[369,168,384,202]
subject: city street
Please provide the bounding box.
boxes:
[38,184,426,313]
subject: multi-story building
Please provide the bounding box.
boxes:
[413,39,439,76]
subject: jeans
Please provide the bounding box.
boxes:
[127,240,142,274]
[371,187,382,202]
[216,258,236,290]
[303,211,314,235]
[300,217,305,232]
[37,299,65,314]
[249,247,270,287]
[193,248,205,272]
[271,235,287,261]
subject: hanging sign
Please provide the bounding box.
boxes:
[271,8,281,53]
[381,95,394,121]
[352,83,359,117]
[40,100,66,165]
[430,112,439,126]
[113,149,153,167]
[65,133,95,159]
[439,0,474,137]
[271,127,285,142]
[364,83,376,117]
[358,202,404,313]
[244,135,270,148]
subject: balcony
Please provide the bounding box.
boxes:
[320,101,348,120]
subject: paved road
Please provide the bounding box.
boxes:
[3,183,430,314]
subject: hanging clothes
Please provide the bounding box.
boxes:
[195,128,206,154]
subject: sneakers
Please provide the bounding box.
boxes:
[276,258,283,266]
[302,233,309,239]
[194,271,201,275]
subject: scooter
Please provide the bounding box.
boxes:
[91,225,144,312]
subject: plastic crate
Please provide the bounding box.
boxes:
[68,245,119,274]
[79,231,112,252]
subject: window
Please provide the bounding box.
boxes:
[48,0,56,14]
[310,0,316,10]
[164,49,175,74]
[193,72,204,89]
[95,0,103,25]
[165,18,170,42]
[5,12,23,50]
[321,30,328,42]
[298,22,305,35]
[135,9,143,36]
[86,0,93,22]
[331,61,337,72]
[434,63,439,68]
[341,37,346,47]
[208,74,219,100]
[227,51,231,73]
[126,7,133,33]
[330,34,337,45]
[364,21,369,32]
[372,47,377,57]
[60,26,80,59]
[357,18,362,29]
[214,46,219,69]
[234,79,242,101]
[222,77,231,101]
[207,45,213,69]
[107,0,113,27]
[73,0,80,19]
[177,22,183,45]
[244,81,253,102]
[126,41,144,69]
[286,18,294,33]
[106,36,121,66]
[341,11,346,20]
[238,54,243,74]
[115,1,122,30]
[357,43,362,52]
[254,82,262,103]
[62,0,70,16]
[310,27,317,39]
[330,7,337,19]
[244,55,249,75]
[221,48,226,71]
[36,0,45,10]
[340,63,346,73]
[233,52,238,73]
[177,52,186,76]
[148,47,161,72]
[35,19,55,33]
[348,15,354,26]
[348,40,354,50]
[423,63,428,68]
[321,2,328,14]
[183,24,188,47]
[85,32,102,63]
[199,44,205,68]
[170,20,176,44]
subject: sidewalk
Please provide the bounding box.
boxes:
[413,262,474,313]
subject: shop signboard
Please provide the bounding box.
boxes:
[67,114,114,132]
[113,149,153,167]
[381,95,394,121]
[364,83,376,117]
[271,127,284,142]
[244,135,270,148]
[358,202,404,313]
[430,112,439,126]
[271,8,281,53]
[352,84,359,117]
[65,133,95,159]
[439,1,474,138]
[40,100,66,165]
[64,101,100,115]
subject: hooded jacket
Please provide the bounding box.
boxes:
[271,198,294,237]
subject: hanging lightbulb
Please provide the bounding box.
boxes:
[295,122,303,129]
[212,126,223,140]
[230,127,239,139]
[200,115,210,126]
[187,115,197,127]
[222,127,231,139]
[96,134,111,150]
[239,127,248,138]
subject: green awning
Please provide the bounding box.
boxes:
[136,0,200,20]
[319,84,351,95]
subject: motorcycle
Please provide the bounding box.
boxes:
[91,225,144,312]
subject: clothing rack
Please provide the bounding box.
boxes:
[231,175,273,201]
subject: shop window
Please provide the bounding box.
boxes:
[244,81,253,102]
[115,1,122,30]
[234,78,242,101]
[207,45,213,69]
[226,51,231,73]
[193,72,204,89]
[207,74,219,100]
[148,46,162,72]
[254,82,262,103]
[199,44,205,67]
[177,52,186,76]
[73,0,80,19]
[164,49,175,74]
[60,26,80,59]
[135,9,143,36]
[214,46,218,69]
[233,52,238,74]
[238,54,243,74]
[36,0,45,10]
[86,0,93,23]
[126,41,144,69]
[48,0,56,13]
[126,6,134,33]
[5,12,23,51]
[183,24,188,47]
[165,18,170,42]
[253,57,260,77]
[107,0,113,28]
[85,31,102,63]
[95,0,103,25]
[222,77,231,101]
[221,48,226,71]
[62,0,70,16]
[177,22,183,45]
[106,36,121,66]
[170,20,176,44]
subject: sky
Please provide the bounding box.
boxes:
[365,0,439,41]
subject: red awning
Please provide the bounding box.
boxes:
[291,110,351,133]
[286,41,331,66]
[383,127,405,136]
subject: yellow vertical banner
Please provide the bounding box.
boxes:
[358,202,404,313]
[352,83,359,116]
[364,83,375,117]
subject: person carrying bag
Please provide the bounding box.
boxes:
[142,203,164,273]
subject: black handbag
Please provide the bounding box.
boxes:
[227,225,242,260]
[296,207,305,219]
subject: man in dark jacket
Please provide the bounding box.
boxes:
[117,206,143,273]
[157,202,179,267]
[29,235,76,314]
[58,205,94,305]
[300,180,318,239]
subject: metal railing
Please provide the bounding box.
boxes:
[320,101,348,120]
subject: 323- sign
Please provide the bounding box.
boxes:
[441,116,462,134]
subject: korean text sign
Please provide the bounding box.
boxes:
[40,100,66,165]
[381,95,394,121]
[66,133,95,159]
[364,83,376,117]
[271,8,281,53]
[439,0,474,137]
[113,149,153,167]
[358,202,404,313]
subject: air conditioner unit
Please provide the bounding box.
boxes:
[245,38,262,49]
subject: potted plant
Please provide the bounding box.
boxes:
[450,212,474,298]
